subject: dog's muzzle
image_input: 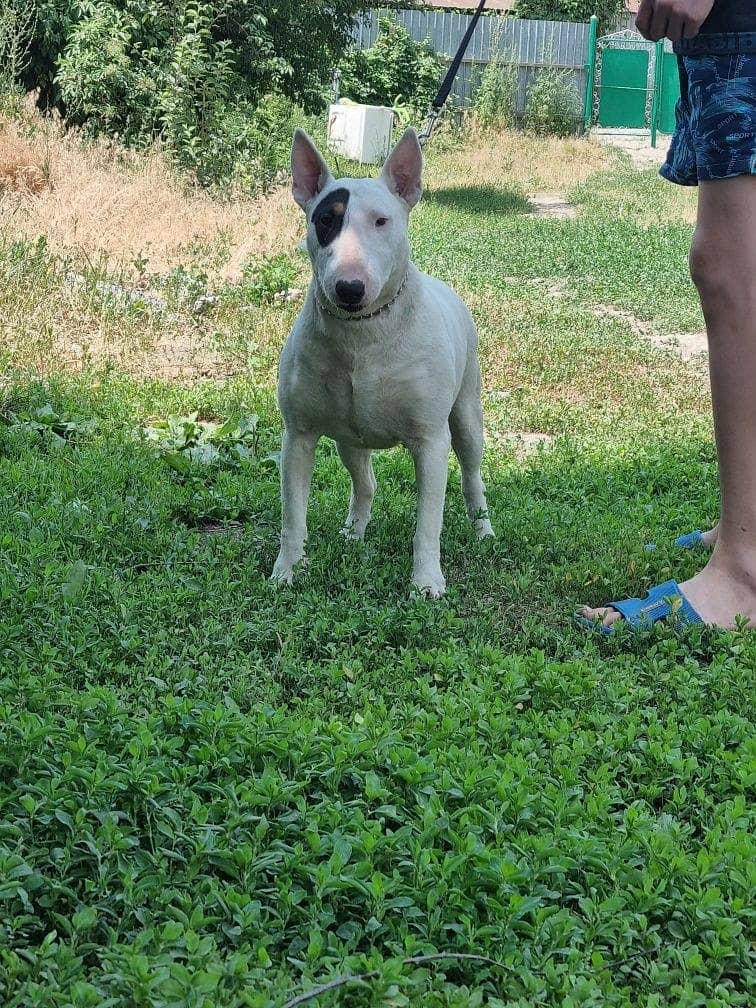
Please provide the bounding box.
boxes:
[316,270,410,322]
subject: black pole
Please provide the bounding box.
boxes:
[419,0,488,142]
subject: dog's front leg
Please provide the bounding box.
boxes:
[408,429,451,598]
[272,429,318,585]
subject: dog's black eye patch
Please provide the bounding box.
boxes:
[312,187,350,246]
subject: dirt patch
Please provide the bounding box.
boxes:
[56,329,241,382]
[493,430,555,456]
[656,330,708,361]
[527,192,578,219]
[593,304,707,361]
[476,277,570,299]
[593,304,655,340]
[594,128,669,170]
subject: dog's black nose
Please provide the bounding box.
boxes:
[334,280,365,307]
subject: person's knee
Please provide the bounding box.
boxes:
[689,236,738,307]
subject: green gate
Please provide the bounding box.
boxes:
[598,47,650,128]
[584,24,681,146]
[659,49,680,134]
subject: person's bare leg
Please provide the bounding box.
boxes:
[583,176,756,629]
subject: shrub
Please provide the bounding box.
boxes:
[0,0,35,113]
[474,52,519,129]
[338,17,440,118]
[522,64,582,137]
[24,1,371,117]
[197,94,327,195]
[246,95,316,191]
[14,0,368,189]
[55,3,145,141]
[513,0,625,34]
[52,0,324,193]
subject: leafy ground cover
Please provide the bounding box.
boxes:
[0,131,753,1006]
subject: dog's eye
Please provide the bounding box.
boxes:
[375,217,388,228]
[319,213,334,229]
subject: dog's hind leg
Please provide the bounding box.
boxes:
[450,365,494,540]
[337,442,376,541]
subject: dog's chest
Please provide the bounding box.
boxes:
[319,360,399,448]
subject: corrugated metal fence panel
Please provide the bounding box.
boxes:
[354,11,590,109]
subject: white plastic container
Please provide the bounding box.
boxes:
[327,102,395,164]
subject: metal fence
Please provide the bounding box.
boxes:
[355,10,591,114]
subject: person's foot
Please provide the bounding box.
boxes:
[579,556,756,630]
[676,523,719,549]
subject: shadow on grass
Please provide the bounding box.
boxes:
[425,184,531,216]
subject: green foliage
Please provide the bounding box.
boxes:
[18,0,369,189]
[522,64,583,137]
[338,17,441,118]
[1,401,97,446]
[0,370,753,1004]
[245,95,310,192]
[17,0,71,107]
[141,413,262,470]
[1,641,753,1004]
[243,254,300,304]
[55,2,145,139]
[24,0,370,116]
[513,0,625,34]
[248,0,373,115]
[474,52,520,129]
[48,2,291,188]
[0,0,35,109]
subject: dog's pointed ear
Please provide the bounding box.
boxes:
[291,129,333,210]
[381,128,423,209]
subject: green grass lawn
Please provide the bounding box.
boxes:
[0,142,754,1007]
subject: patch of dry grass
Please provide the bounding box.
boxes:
[425,127,613,195]
[0,245,301,383]
[0,116,617,281]
[5,111,686,392]
[0,112,302,274]
[0,119,49,194]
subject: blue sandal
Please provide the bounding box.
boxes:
[675,530,706,550]
[574,579,704,636]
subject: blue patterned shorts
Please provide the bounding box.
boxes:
[662,50,756,186]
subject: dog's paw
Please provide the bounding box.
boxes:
[475,518,495,540]
[340,524,365,542]
[271,553,306,586]
[270,568,295,587]
[411,569,446,599]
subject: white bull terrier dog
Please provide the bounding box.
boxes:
[272,127,494,597]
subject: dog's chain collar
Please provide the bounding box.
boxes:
[316,270,409,322]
